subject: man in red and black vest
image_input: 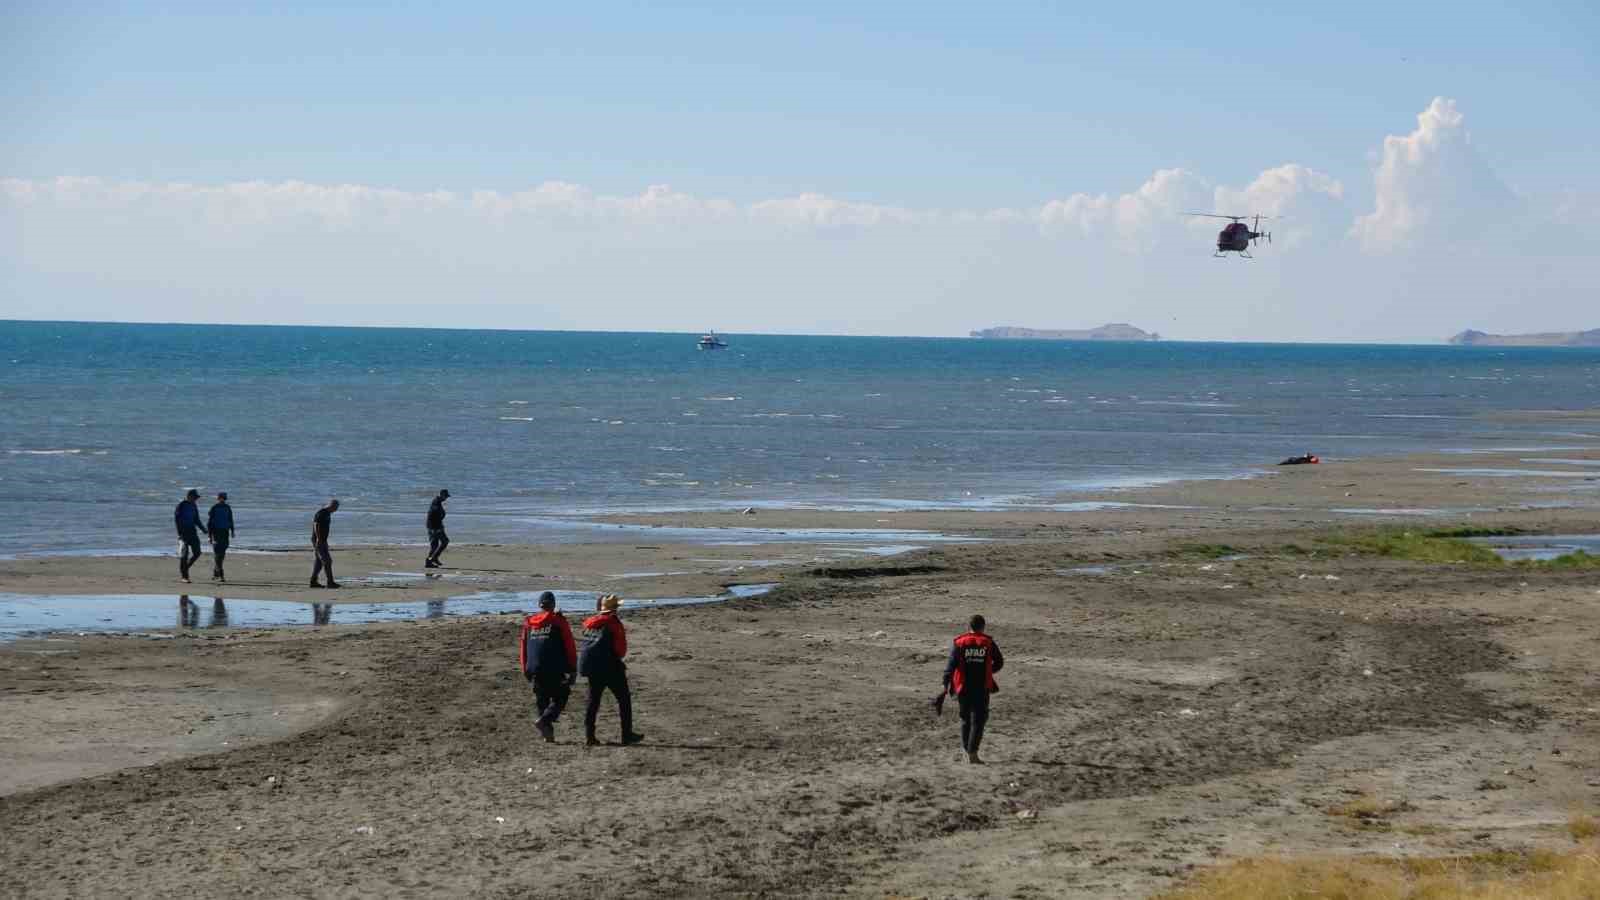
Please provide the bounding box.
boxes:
[944,613,1004,764]
[519,591,577,742]
[579,594,644,747]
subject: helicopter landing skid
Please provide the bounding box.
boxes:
[1214,251,1253,259]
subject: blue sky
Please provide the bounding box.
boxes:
[3,2,1598,340]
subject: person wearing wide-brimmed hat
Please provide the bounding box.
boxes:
[579,594,644,747]
[173,489,208,583]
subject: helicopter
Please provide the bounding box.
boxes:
[1187,213,1274,258]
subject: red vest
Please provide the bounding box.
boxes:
[951,632,998,694]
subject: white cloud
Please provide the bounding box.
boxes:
[1211,164,1346,249]
[3,165,1338,248]
[1035,168,1213,247]
[1351,97,1516,252]
[2,104,1591,342]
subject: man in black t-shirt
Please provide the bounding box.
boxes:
[425,489,450,568]
[310,498,341,589]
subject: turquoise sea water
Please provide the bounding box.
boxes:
[3,320,1598,556]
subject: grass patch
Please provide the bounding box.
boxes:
[1517,551,1600,570]
[1325,796,1415,832]
[1426,526,1529,539]
[1326,797,1415,821]
[1174,543,1245,559]
[1323,526,1598,571]
[1159,844,1600,899]
[1571,814,1600,841]
[1323,529,1505,566]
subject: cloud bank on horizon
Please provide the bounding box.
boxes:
[2,98,1592,342]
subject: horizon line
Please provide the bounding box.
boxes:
[0,316,1532,348]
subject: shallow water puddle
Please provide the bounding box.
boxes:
[1057,564,1119,576]
[0,584,776,642]
[1415,467,1600,478]
[1469,535,1600,562]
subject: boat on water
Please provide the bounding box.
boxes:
[697,331,728,350]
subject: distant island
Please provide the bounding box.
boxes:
[1448,328,1600,347]
[970,323,1159,342]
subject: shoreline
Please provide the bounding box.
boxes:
[1,447,1596,613]
[6,445,1598,563]
[7,416,1599,560]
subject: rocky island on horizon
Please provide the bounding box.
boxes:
[1448,328,1600,347]
[970,323,1159,342]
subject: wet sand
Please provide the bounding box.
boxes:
[3,447,1600,897]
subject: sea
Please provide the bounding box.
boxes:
[3,320,1599,558]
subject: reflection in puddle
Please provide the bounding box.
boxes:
[1331,507,1492,516]
[1057,565,1118,576]
[1470,534,1600,562]
[178,596,232,629]
[0,584,778,642]
[1415,467,1600,478]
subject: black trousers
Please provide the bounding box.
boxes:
[533,673,571,726]
[958,690,990,754]
[311,541,334,583]
[178,530,203,578]
[584,669,634,738]
[427,528,449,562]
[211,535,229,578]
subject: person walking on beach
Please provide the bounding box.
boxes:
[943,614,1004,765]
[579,594,644,747]
[174,489,207,583]
[310,498,340,589]
[520,591,577,742]
[207,492,235,583]
[425,489,450,568]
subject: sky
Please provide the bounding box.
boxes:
[2,1,1597,342]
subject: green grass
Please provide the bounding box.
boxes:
[1322,529,1505,565]
[1425,526,1529,539]
[1321,528,1600,570]
[1174,543,1245,558]
[1516,551,1600,570]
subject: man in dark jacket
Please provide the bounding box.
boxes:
[943,614,1004,764]
[174,489,207,583]
[579,594,644,747]
[310,498,340,589]
[207,492,236,583]
[520,591,577,742]
[425,489,450,568]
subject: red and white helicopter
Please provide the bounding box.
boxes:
[1188,213,1274,258]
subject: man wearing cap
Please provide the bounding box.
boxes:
[579,594,644,747]
[519,591,577,742]
[943,614,1005,764]
[310,498,340,589]
[425,489,450,569]
[207,492,236,583]
[173,489,208,583]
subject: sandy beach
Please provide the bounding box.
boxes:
[3,447,1599,897]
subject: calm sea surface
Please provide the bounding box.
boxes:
[3,320,1598,556]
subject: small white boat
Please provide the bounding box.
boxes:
[697,331,728,350]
